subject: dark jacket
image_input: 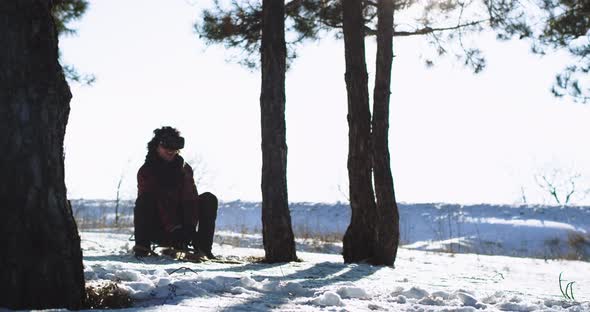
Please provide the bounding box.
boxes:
[136,155,199,232]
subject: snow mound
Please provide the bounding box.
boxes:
[455,291,480,308]
[397,286,430,299]
[337,286,369,299]
[114,269,144,281]
[312,291,344,306]
[283,282,312,296]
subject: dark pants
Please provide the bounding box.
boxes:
[194,192,218,253]
[134,192,218,252]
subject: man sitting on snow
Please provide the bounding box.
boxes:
[132,126,218,259]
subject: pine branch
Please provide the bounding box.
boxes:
[389,19,488,37]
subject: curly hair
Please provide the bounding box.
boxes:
[145,126,182,163]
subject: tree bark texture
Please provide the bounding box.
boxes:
[371,0,400,266]
[260,0,297,262]
[342,0,377,263]
[0,1,85,309]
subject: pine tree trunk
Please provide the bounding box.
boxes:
[342,0,377,263]
[371,0,400,266]
[260,0,297,263]
[0,0,85,309]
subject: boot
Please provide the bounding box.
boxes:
[132,244,152,257]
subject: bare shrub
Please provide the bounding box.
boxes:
[534,169,589,205]
[566,232,590,260]
[544,237,562,259]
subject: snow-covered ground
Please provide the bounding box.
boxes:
[66,200,590,311]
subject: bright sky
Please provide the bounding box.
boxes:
[59,0,590,205]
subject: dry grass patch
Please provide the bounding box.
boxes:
[85,281,133,309]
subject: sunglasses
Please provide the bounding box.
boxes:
[159,135,185,150]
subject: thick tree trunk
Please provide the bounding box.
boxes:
[371,0,400,266]
[0,0,85,309]
[342,0,377,263]
[260,0,297,262]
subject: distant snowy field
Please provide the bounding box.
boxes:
[65,200,590,311]
[72,200,590,260]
